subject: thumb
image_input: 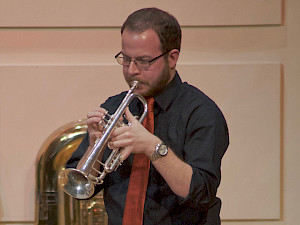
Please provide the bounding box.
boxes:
[124,107,137,125]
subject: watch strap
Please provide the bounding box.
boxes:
[149,142,167,162]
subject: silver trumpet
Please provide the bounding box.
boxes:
[58,81,148,199]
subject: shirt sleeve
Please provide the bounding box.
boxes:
[179,100,229,212]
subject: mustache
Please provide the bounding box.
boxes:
[128,79,146,87]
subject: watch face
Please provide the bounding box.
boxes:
[158,144,168,156]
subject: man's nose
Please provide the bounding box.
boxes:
[127,60,140,75]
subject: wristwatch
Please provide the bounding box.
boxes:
[149,142,168,162]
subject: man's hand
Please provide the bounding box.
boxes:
[109,107,160,161]
[86,108,107,147]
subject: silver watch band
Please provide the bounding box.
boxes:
[149,153,161,162]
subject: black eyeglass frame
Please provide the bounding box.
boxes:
[114,51,169,70]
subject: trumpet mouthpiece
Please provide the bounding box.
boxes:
[132,80,139,89]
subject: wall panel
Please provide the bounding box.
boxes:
[0,0,282,27]
[0,63,281,222]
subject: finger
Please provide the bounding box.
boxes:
[87,117,102,127]
[109,138,133,150]
[120,149,131,162]
[87,108,107,119]
[87,123,102,137]
[93,131,102,139]
[87,114,104,126]
[89,129,101,137]
[87,108,108,130]
[109,125,131,140]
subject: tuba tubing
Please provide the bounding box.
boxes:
[58,81,148,199]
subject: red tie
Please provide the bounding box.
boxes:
[122,97,155,225]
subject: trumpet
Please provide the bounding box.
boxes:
[58,81,148,199]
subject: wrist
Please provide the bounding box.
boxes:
[147,137,169,162]
[145,136,161,157]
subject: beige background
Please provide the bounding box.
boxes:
[0,0,300,224]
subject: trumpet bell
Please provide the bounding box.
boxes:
[58,168,95,199]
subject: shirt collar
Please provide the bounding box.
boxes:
[154,71,182,111]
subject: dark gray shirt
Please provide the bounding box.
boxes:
[67,72,229,225]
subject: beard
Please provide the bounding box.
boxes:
[124,61,172,97]
[145,63,171,97]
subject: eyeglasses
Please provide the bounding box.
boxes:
[115,51,169,70]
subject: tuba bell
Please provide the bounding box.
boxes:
[58,81,148,199]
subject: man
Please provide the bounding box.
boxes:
[67,7,229,224]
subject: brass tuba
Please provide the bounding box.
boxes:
[58,81,148,199]
[35,119,107,225]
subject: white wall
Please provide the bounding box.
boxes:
[1,0,300,224]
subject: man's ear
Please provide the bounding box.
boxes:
[168,49,180,69]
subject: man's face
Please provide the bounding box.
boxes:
[121,29,174,97]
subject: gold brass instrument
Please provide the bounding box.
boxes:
[35,119,107,225]
[58,81,148,199]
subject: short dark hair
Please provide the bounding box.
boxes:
[121,8,182,53]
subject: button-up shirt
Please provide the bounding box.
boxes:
[67,72,229,225]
